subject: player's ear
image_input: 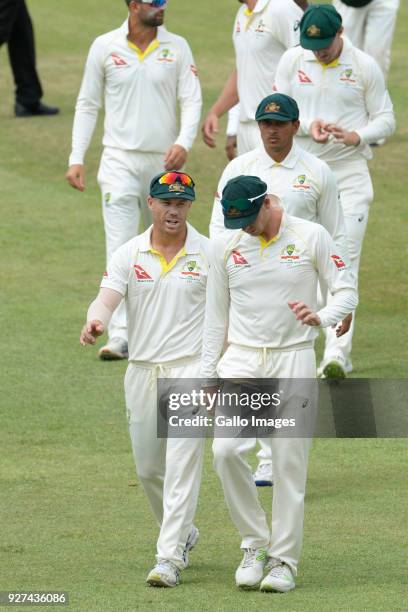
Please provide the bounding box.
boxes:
[293,120,300,135]
[147,196,154,210]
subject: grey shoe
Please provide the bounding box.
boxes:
[98,337,128,361]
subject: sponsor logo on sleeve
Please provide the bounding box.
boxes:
[331,255,346,270]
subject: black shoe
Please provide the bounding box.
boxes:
[15,102,60,117]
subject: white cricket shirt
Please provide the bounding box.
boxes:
[69,22,202,165]
[210,143,348,263]
[274,37,395,162]
[101,223,209,363]
[233,0,302,123]
[201,213,357,378]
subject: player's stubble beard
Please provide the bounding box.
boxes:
[139,8,165,27]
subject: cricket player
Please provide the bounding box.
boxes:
[80,171,209,588]
[201,175,357,592]
[202,0,304,156]
[210,93,351,485]
[274,3,395,377]
[333,0,400,81]
[68,0,202,360]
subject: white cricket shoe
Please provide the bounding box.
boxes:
[235,547,267,589]
[182,525,199,568]
[253,462,273,487]
[98,337,128,361]
[146,559,180,588]
[260,559,295,593]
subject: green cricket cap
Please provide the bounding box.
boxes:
[300,4,343,51]
[255,93,299,123]
[149,171,195,201]
[221,176,267,230]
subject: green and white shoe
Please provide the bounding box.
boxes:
[260,559,295,593]
[235,547,268,589]
[146,559,180,588]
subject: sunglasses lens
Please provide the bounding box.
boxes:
[151,0,167,7]
[159,172,194,187]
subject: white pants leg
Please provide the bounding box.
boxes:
[213,344,315,575]
[237,121,262,155]
[323,160,373,366]
[334,0,400,80]
[125,359,205,569]
[256,438,273,466]
[97,147,164,341]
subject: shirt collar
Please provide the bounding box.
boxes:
[257,142,300,170]
[304,35,353,65]
[252,0,271,14]
[139,222,201,254]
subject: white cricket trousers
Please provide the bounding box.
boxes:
[125,357,205,569]
[97,147,164,341]
[334,0,400,80]
[323,159,373,365]
[237,121,262,155]
[212,344,316,575]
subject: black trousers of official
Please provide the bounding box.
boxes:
[0,0,42,107]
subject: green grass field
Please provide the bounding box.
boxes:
[0,1,407,610]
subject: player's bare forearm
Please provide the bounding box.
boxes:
[202,70,239,148]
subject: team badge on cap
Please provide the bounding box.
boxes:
[307,25,321,37]
[264,103,280,113]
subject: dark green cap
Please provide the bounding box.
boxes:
[221,176,267,230]
[150,171,196,202]
[300,4,342,51]
[255,93,299,122]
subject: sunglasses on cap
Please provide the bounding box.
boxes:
[138,0,168,7]
[158,172,195,188]
[223,191,267,215]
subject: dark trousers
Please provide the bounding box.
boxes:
[0,0,42,107]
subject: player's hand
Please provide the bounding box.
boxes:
[333,313,353,337]
[164,145,188,171]
[225,135,237,161]
[310,119,330,143]
[325,124,361,147]
[202,112,219,148]
[66,164,86,191]
[288,301,321,326]
[80,320,105,346]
